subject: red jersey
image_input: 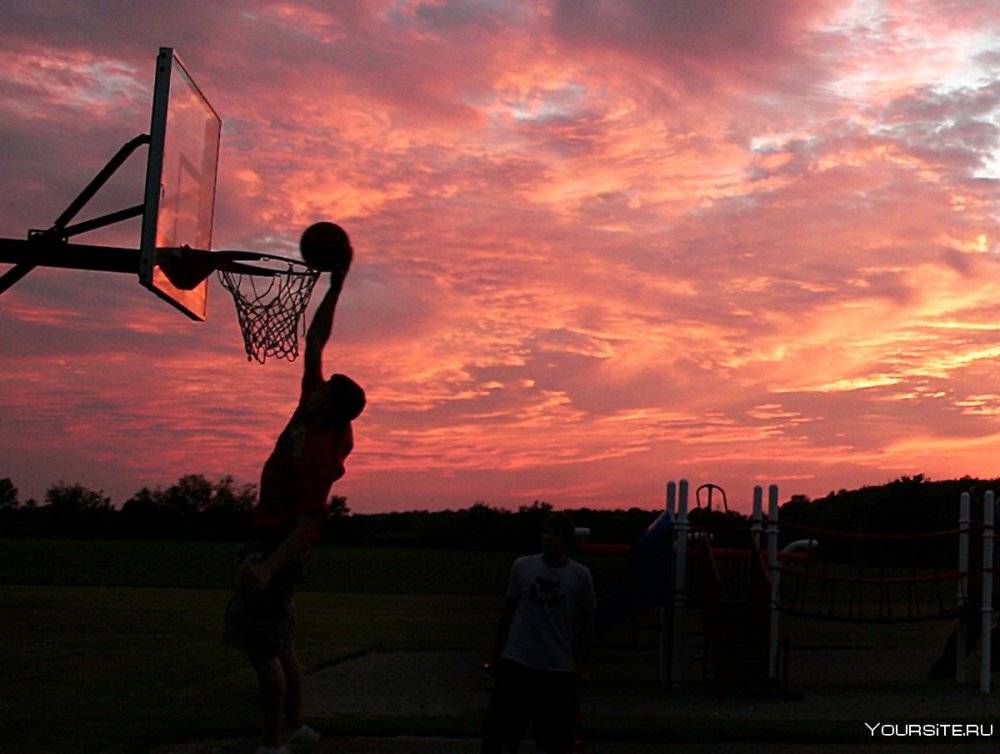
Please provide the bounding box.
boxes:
[253,369,354,532]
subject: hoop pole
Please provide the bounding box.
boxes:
[670,479,689,686]
[981,491,994,693]
[958,492,970,684]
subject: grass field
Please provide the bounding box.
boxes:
[0,539,534,753]
[1,539,991,753]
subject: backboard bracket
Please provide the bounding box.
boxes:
[0,133,151,294]
[51,133,151,237]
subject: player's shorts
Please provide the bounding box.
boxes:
[481,658,577,754]
[222,544,306,661]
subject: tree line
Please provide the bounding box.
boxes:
[0,475,259,541]
[1,473,993,550]
[0,474,665,549]
[779,474,996,533]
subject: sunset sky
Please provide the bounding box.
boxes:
[2,0,1000,514]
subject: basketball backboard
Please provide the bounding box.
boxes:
[138,48,221,321]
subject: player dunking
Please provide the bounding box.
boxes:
[224,228,365,754]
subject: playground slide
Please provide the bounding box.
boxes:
[594,511,674,639]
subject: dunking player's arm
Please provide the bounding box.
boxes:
[302,268,345,384]
[239,269,348,590]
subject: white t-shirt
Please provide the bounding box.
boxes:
[502,554,596,672]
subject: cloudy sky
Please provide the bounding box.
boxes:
[2,0,999,513]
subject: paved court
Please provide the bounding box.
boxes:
[155,645,1000,753]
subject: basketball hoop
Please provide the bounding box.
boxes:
[213,250,320,364]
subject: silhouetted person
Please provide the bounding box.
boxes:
[224,239,365,754]
[482,513,596,754]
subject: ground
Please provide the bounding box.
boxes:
[153,640,1000,753]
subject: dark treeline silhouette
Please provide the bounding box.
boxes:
[0,475,664,549]
[1,473,994,551]
[779,474,1000,566]
[0,475,259,541]
[351,501,663,551]
[780,474,995,534]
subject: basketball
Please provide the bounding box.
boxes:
[300,222,353,272]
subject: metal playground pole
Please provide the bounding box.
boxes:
[670,479,689,686]
[981,491,994,693]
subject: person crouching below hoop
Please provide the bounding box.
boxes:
[224,262,365,754]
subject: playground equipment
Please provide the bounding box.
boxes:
[579,481,998,695]
[670,482,786,693]
[588,511,674,638]
[578,482,783,690]
[775,490,996,693]
[578,512,674,683]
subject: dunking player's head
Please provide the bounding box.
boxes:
[307,373,366,427]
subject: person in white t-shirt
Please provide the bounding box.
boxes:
[481,513,596,754]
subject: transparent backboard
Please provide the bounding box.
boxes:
[139,48,221,321]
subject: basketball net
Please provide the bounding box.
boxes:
[217,262,319,363]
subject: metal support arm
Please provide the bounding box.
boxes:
[51,133,151,236]
[0,238,140,294]
[0,133,150,295]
